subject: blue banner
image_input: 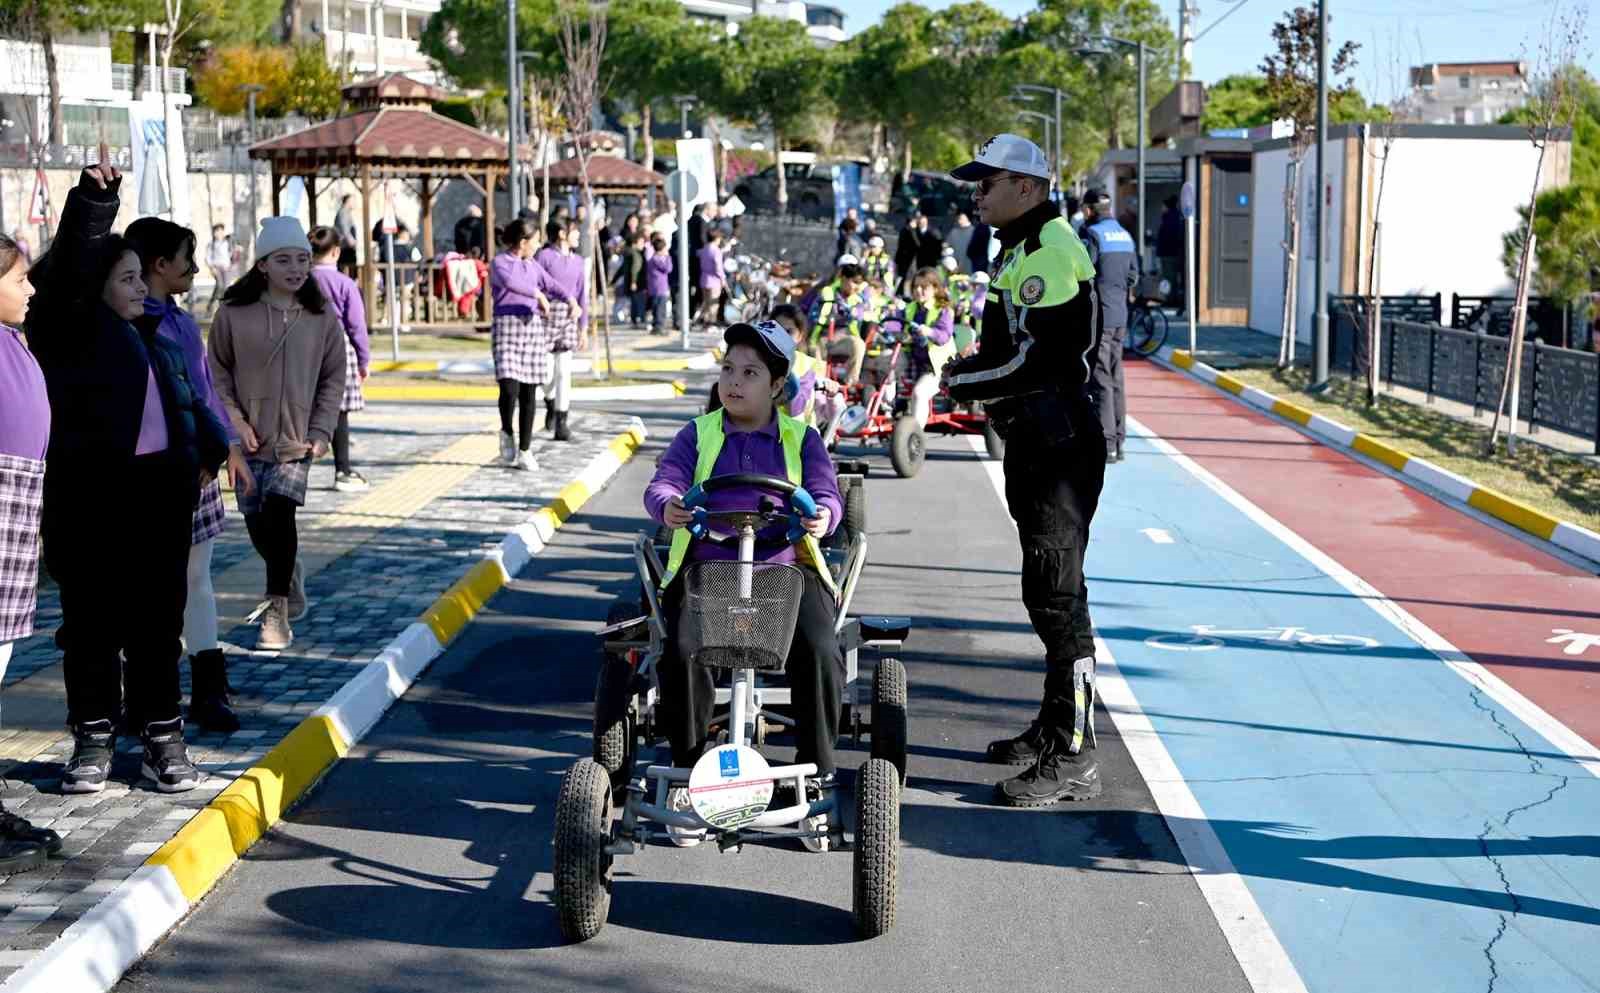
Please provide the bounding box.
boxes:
[832,162,862,225]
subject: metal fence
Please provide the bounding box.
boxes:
[1330,315,1600,451]
[183,111,311,172]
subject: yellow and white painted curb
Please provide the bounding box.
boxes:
[364,380,686,403]
[1160,347,1600,568]
[2,418,649,993]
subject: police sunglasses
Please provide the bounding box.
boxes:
[975,173,1024,196]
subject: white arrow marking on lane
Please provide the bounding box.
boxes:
[1141,528,1175,544]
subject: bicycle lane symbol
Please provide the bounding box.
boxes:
[1145,625,1382,652]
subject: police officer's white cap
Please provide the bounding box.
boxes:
[951,134,1051,182]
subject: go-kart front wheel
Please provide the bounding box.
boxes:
[852,757,902,938]
[871,658,908,784]
[553,759,614,943]
[889,417,925,478]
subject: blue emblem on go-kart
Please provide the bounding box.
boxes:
[718,748,740,778]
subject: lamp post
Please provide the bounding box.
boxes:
[1078,35,1147,266]
[505,0,521,216]
[239,84,266,257]
[1013,84,1063,194]
[1312,0,1330,388]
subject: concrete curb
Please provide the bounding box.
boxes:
[1159,348,1600,569]
[364,380,686,403]
[1,418,650,993]
[369,351,715,376]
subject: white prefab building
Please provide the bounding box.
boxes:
[1247,124,1570,343]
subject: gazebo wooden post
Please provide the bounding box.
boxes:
[271,170,282,217]
[482,167,496,324]
[307,176,319,228]
[360,165,375,325]
[418,174,435,323]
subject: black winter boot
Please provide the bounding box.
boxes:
[552,410,573,442]
[995,739,1102,807]
[545,397,557,433]
[188,649,240,734]
[61,720,116,794]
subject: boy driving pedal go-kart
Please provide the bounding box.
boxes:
[553,320,907,945]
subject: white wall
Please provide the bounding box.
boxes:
[1248,145,1290,338]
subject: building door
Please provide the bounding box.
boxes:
[1209,157,1252,309]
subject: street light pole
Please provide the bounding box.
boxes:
[506,0,521,217]
[1312,0,1330,387]
[240,84,265,257]
[1013,83,1065,194]
[1136,39,1147,268]
[1053,86,1062,195]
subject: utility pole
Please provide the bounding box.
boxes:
[1177,0,1197,76]
[506,0,521,216]
[1312,0,1330,387]
[1136,39,1147,268]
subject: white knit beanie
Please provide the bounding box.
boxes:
[255,216,311,258]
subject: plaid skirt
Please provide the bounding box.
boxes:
[492,311,554,385]
[235,457,311,515]
[548,300,580,353]
[341,339,365,412]
[191,477,226,545]
[0,453,44,642]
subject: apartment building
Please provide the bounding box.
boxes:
[1395,61,1531,125]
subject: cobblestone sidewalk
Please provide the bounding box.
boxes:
[0,400,637,977]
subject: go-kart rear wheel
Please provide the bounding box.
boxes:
[983,421,1005,460]
[593,656,636,794]
[553,759,614,943]
[889,417,925,478]
[852,758,902,938]
[871,658,908,784]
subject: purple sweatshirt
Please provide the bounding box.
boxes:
[492,250,572,319]
[898,301,955,379]
[645,411,841,568]
[533,247,588,329]
[0,324,48,461]
[144,297,237,445]
[646,253,673,298]
[697,243,724,289]
[311,264,370,372]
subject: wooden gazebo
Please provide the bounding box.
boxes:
[249,73,515,321]
[539,154,667,197]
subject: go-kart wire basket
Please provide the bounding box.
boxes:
[682,560,804,671]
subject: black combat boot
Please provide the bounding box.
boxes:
[985,718,1048,765]
[188,649,240,734]
[552,410,574,442]
[995,738,1102,807]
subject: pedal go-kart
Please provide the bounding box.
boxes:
[554,471,911,943]
[820,322,1003,478]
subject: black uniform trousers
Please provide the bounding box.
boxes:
[48,452,196,729]
[1002,425,1106,753]
[1091,325,1127,456]
[656,566,845,774]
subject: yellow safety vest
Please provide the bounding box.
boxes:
[661,409,839,598]
[903,301,959,376]
[790,350,820,425]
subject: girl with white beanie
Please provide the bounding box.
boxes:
[208,217,346,652]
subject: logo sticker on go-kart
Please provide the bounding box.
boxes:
[690,744,776,831]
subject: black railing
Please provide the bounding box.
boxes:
[1450,293,1571,346]
[1329,294,1442,373]
[1330,316,1600,451]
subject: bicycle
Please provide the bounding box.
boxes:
[1126,295,1170,357]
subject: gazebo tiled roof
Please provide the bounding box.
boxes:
[540,154,665,191]
[249,108,516,177]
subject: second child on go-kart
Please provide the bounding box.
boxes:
[892,267,958,429]
[769,303,840,428]
[644,321,847,803]
[809,262,879,385]
[862,235,894,287]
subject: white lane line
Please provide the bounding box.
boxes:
[1127,414,1600,781]
[962,434,1309,993]
[1141,527,1175,544]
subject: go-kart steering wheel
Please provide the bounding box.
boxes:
[680,473,819,544]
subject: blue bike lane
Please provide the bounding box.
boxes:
[976,418,1600,992]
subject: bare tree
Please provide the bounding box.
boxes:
[1488,2,1589,454]
[557,6,613,378]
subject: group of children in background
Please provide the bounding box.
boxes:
[0,157,372,874]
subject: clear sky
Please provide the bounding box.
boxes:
[842,0,1599,104]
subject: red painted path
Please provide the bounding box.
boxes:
[1127,359,1600,749]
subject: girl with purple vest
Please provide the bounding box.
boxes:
[309,226,372,492]
[127,217,256,735]
[0,230,62,869]
[535,220,588,442]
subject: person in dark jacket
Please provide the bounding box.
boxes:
[966,219,993,275]
[25,159,229,796]
[1156,195,1184,307]
[1080,188,1139,463]
[894,212,926,290]
[453,204,486,256]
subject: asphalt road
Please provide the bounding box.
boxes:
[116,392,1249,993]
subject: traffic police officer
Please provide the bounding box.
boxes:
[1081,188,1138,463]
[944,134,1106,806]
